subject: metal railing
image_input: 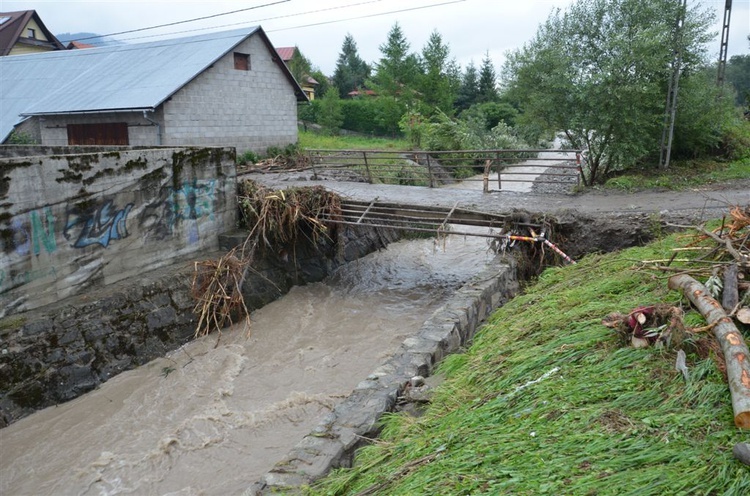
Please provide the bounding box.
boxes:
[305,148,583,190]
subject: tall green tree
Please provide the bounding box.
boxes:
[478,52,499,103]
[371,23,421,99]
[418,30,459,113]
[455,61,480,111]
[318,86,344,135]
[331,34,370,98]
[503,0,714,184]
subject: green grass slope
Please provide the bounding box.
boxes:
[309,236,750,495]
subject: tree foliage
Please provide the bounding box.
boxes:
[331,34,370,98]
[503,0,715,184]
[286,47,313,89]
[371,23,421,101]
[478,52,499,103]
[418,30,460,114]
[318,87,344,135]
[455,61,480,111]
[726,53,750,108]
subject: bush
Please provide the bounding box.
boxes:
[237,150,259,165]
[720,118,750,160]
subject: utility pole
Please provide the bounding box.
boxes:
[659,0,687,169]
[717,0,732,87]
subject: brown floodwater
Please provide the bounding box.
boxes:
[0,231,497,496]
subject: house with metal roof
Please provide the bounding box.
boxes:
[0,26,307,153]
[0,10,65,56]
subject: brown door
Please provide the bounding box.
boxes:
[67,123,129,145]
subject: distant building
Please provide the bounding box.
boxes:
[0,10,65,56]
[66,40,95,50]
[275,46,319,100]
[0,27,308,153]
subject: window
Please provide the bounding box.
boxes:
[27,28,36,39]
[234,52,250,71]
[67,123,129,145]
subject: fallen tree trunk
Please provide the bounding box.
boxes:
[669,274,750,428]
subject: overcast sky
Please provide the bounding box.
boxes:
[2,0,748,75]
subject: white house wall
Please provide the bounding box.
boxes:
[162,33,299,154]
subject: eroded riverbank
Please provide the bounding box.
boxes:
[0,230,505,496]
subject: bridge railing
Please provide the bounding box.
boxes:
[305,149,583,191]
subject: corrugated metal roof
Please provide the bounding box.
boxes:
[0,27,263,142]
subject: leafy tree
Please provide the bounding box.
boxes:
[455,61,480,111]
[371,23,421,100]
[725,54,750,108]
[503,0,715,185]
[478,52,499,103]
[286,47,313,88]
[418,30,459,113]
[309,68,330,98]
[318,86,343,135]
[331,34,370,98]
[461,101,519,130]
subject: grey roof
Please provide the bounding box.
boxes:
[0,26,306,142]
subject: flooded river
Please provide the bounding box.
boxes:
[0,232,496,495]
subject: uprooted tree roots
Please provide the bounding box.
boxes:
[191,180,342,340]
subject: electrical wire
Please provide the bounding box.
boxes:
[70,0,390,45]
[72,0,291,42]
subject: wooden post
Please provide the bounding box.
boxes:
[496,151,502,190]
[362,151,373,184]
[309,151,319,180]
[425,152,434,188]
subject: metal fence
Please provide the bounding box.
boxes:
[306,148,583,191]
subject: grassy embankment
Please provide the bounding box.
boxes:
[602,158,750,191]
[308,230,750,495]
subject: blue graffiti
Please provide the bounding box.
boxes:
[166,179,217,227]
[5,207,56,257]
[65,200,134,248]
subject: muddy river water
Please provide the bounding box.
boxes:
[0,231,497,496]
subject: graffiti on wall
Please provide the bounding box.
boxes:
[140,179,218,244]
[65,200,134,249]
[1,207,57,257]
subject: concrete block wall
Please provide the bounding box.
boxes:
[0,146,237,316]
[162,34,299,155]
[34,112,161,147]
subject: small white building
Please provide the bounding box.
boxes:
[0,27,307,154]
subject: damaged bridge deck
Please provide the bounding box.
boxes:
[325,199,543,239]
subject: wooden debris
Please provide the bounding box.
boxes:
[668,274,750,429]
[723,263,739,313]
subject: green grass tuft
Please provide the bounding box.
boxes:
[308,235,750,495]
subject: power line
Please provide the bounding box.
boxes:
[70,0,396,46]
[268,0,468,33]
[71,0,291,42]
[105,0,467,45]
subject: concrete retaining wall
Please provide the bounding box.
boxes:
[0,224,399,427]
[0,146,237,316]
[250,256,520,494]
